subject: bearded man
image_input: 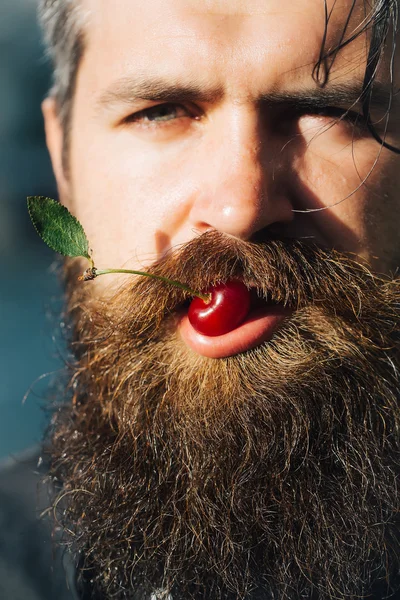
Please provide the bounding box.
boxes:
[31,0,400,598]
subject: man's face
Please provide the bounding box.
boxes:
[45,0,399,287]
[42,1,400,598]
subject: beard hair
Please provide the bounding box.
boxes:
[45,231,400,600]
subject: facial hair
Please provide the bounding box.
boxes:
[44,232,400,600]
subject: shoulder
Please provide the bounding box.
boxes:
[0,448,78,600]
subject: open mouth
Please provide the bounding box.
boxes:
[178,288,292,359]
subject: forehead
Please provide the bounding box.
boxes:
[79,0,368,96]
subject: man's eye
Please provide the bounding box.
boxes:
[276,105,366,137]
[303,106,368,130]
[125,103,189,124]
[290,106,368,136]
[313,107,364,123]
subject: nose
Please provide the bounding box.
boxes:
[189,107,293,241]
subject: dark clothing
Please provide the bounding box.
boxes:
[0,449,77,600]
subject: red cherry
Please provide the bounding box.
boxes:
[188,281,251,336]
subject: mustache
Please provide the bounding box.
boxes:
[66,230,398,334]
[67,231,390,304]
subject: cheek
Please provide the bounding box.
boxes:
[362,156,400,270]
[290,124,386,252]
[68,127,200,269]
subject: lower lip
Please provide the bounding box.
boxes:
[178,305,291,359]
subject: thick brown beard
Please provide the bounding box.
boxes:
[46,232,400,599]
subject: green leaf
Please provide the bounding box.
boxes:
[27,196,91,260]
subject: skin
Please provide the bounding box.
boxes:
[43,0,400,291]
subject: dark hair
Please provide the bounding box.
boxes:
[314,0,400,153]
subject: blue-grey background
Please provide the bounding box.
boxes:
[0,0,62,461]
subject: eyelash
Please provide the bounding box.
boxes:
[287,106,367,138]
[306,107,365,126]
[124,103,192,125]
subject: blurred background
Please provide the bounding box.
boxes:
[0,0,62,463]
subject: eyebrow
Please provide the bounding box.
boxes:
[260,81,396,115]
[95,75,396,116]
[96,76,224,109]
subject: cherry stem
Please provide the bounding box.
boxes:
[94,268,210,302]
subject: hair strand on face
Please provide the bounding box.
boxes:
[313,0,400,153]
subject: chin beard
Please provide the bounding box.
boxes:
[45,232,399,600]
